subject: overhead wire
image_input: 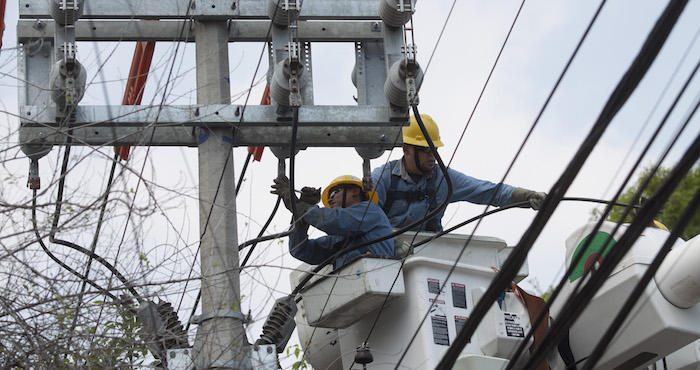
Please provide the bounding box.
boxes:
[435,0,689,368]
[67,152,120,341]
[551,73,700,369]
[506,40,700,368]
[581,174,700,367]
[525,117,700,370]
[38,133,141,300]
[31,191,124,307]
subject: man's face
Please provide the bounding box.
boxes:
[412,145,436,174]
[327,187,346,209]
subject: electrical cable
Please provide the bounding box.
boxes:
[523,124,700,370]
[435,1,689,368]
[505,44,700,368]
[46,141,141,300]
[414,197,641,249]
[581,183,700,368]
[537,80,700,368]
[67,153,120,342]
[241,198,283,267]
[31,191,124,308]
[235,152,252,195]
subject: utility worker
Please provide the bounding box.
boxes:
[371,114,547,232]
[271,175,395,269]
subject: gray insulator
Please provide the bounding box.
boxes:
[49,0,85,25]
[256,296,298,353]
[355,146,384,160]
[49,59,87,108]
[269,59,308,107]
[270,146,301,160]
[21,142,52,161]
[266,0,300,26]
[137,300,189,364]
[355,345,374,364]
[383,59,423,107]
[378,0,415,28]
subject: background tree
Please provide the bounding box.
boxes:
[607,164,700,241]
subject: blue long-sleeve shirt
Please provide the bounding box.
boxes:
[371,159,515,231]
[288,201,395,269]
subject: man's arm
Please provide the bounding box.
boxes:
[288,221,339,265]
[303,203,384,237]
[446,168,516,207]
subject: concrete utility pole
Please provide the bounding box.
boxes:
[16,0,416,367]
[195,20,247,368]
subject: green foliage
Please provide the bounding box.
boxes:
[607,164,700,240]
[63,301,149,369]
[287,344,310,370]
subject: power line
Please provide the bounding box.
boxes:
[437,1,689,367]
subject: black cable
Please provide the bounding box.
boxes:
[525,125,700,370]
[506,42,700,368]
[436,1,688,368]
[581,182,700,368]
[237,110,303,252]
[414,197,640,249]
[46,144,141,300]
[236,152,252,195]
[291,106,454,296]
[68,154,120,342]
[31,190,124,307]
[241,198,282,266]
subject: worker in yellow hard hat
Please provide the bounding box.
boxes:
[371,114,547,232]
[271,175,394,269]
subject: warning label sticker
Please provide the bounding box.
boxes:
[431,315,450,346]
[504,312,525,338]
[427,278,440,294]
[451,283,467,308]
[454,315,469,341]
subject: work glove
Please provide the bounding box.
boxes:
[511,187,547,210]
[299,186,321,205]
[270,175,316,214]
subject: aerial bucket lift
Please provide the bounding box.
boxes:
[292,222,700,370]
[291,231,535,370]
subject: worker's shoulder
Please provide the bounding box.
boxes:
[351,200,386,214]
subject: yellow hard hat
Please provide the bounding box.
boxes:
[403,114,444,148]
[322,175,379,207]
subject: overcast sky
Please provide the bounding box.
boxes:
[2,0,700,364]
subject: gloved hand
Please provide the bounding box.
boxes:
[299,186,321,205]
[511,187,547,210]
[270,176,316,214]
